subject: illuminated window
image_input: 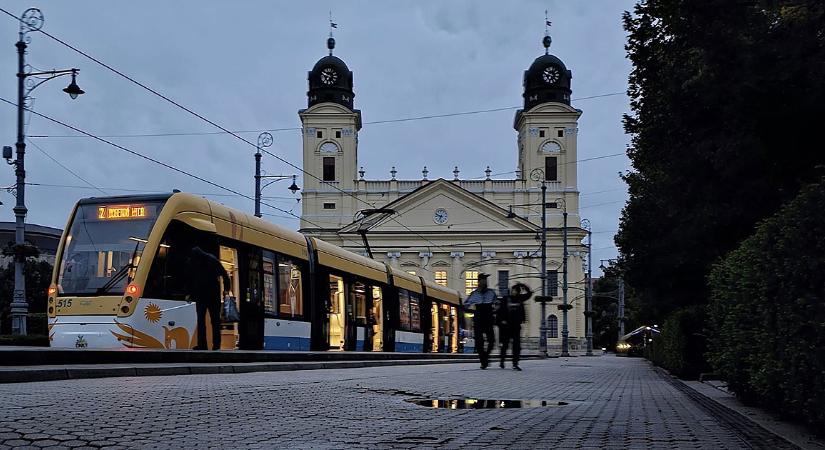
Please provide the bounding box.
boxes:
[464,270,478,296]
[435,271,448,287]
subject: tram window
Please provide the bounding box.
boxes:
[145,221,213,301]
[399,289,411,330]
[263,252,276,317]
[410,294,421,332]
[278,257,303,318]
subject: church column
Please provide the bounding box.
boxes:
[419,251,432,280]
[450,251,464,295]
[387,251,401,268]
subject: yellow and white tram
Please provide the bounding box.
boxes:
[48,192,461,352]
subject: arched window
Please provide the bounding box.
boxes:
[548,315,558,338]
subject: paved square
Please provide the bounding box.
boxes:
[0,356,751,449]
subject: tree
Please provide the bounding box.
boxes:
[0,260,53,335]
[617,0,825,370]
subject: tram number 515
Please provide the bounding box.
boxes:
[56,299,73,308]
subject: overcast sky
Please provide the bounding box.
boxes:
[0,1,634,272]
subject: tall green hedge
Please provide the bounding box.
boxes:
[647,306,709,379]
[708,179,825,429]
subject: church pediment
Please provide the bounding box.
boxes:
[338,179,537,234]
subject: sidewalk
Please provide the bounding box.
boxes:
[655,365,825,450]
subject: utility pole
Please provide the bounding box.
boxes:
[560,199,569,357]
[253,132,299,218]
[618,276,625,340]
[8,8,84,335]
[525,168,549,358]
[581,219,593,356]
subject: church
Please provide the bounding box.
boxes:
[297,30,588,353]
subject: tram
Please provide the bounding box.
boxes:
[48,192,462,352]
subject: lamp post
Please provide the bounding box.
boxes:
[527,169,549,357]
[600,258,625,341]
[7,8,84,335]
[581,218,593,356]
[555,197,570,357]
[254,132,300,218]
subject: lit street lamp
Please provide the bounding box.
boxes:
[6,8,84,335]
[254,131,300,218]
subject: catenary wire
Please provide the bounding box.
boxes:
[25,138,108,195]
[0,96,325,228]
[0,8,624,257]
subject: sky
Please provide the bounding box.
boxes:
[0,1,634,274]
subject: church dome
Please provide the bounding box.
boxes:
[307,37,355,110]
[522,36,572,109]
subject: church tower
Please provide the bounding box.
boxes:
[299,33,362,233]
[514,32,581,193]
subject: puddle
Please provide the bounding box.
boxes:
[407,398,569,409]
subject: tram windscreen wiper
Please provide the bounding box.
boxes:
[96,238,142,295]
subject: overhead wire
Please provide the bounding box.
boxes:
[25,138,107,195]
[0,8,626,257]
[0,96,325,228]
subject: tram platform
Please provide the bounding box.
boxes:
[0,347,482,383]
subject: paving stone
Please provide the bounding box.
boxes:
[0,357,755,448]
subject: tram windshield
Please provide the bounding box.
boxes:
[57,201,165,296]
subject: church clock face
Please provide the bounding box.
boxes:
[433,208,448,225]
[320,67,338,85]
[542,66,560,84]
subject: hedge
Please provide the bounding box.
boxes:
[647,305,709,379]
[708,178,825,430]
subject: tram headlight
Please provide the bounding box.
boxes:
[48,306,54,314]
[120,306,130,314]
[126,283,140,296]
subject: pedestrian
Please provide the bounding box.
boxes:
[186,246,231,351]
[464,273,497,369]
[497,282,532,370]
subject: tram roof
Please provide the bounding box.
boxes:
[310,237,389,284]
[423,280,461,305]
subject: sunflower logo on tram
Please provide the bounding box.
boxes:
[144,303,162,323]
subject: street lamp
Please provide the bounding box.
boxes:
[254,132,300,218]
[7,8,84,335]
[581,219,593,356]
[599,258,625,340]
[554,197,571,357]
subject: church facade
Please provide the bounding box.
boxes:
[298,33,588,352]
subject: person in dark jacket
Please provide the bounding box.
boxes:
[464,273,497,369]
[497,282,532,370]
[186,246,231,350]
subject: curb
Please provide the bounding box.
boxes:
[652,366,800,450]
[0,358,473,384]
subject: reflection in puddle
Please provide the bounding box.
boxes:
[407,398,569,409]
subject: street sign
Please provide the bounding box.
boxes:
[534,295,553,303]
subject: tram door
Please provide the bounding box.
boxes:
[370,286,383,351]
[430,303,440,352]
[328,275,346,350]
[219,246,240,350]
[239,249,264,350]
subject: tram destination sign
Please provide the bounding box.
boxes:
[96,204,149,220]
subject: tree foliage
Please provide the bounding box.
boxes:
[708,179,825,429]
[618,0,825,332]
[0,260,53,335]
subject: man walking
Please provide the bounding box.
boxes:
[497,282,532,371]
[464,273,497,369]
[186,246,231,351]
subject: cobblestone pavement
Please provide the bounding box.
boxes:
[0,356,752,449]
